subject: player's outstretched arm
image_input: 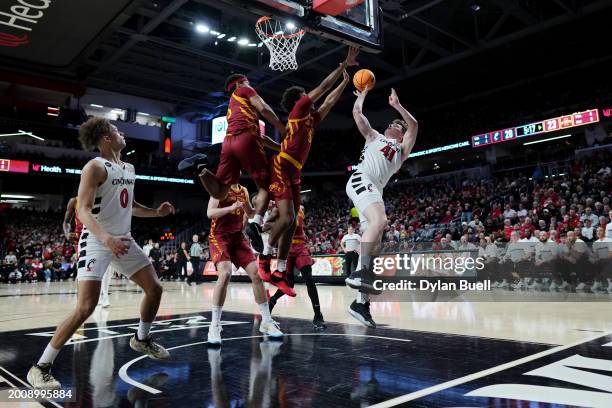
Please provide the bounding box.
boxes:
[352,87,377,142]
[207,197,243,219]
[249,93,287,139]
[78,160,130,257]
[308,46,359,103]
[133,201,175,218]
[388,88,418,161]
[318,70,350,121]
[63,197,77,240]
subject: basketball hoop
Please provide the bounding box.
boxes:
[255,16,305,71]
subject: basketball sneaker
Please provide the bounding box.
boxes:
[313,312,327,331]
[272,275,296,297]
[345,266,382,295]
[27,364,61,389]
[348,300,376,328]
[575,282,587,292]
[207,324,222,345]
[259,319,284,338]
[129,334,170,360]
[246,222,264,253]
[499,279,510,289]
[177,154,209,175]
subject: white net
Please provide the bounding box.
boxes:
[255,16,304,71]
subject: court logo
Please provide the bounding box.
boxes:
[0,0,53,48]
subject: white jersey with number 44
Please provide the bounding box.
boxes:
[89,157,136,236]
[356,135,403,188]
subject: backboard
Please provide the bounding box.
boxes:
[227,0,383,52]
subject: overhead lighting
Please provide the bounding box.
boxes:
[217,33,226,39]
[196,24,209,33]
[300,189,311,194]
[111,109,125,114]
[237,38,249,46]
[523,134,571,146]
[0,199,28,204]
[227,36,236,42]
[214,41,218,46]
[1,194,34,199]
[89,104,104,108]
[210,30,220,35]
[248,43,257,47]
[139,112,150,116]
[126,150,136,156]
[286,22,295,30]
[257,42,263,47]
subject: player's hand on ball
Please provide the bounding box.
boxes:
[156,201,175,217]
[353,87,368,99]
[345,46,360,66]
[104,235,131,258]
[389,88,400,107]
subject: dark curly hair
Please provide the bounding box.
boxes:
[78,117,113,151]
[224,74,247,93]
[281,86,305,113]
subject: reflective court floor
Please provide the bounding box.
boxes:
[1,280,612,407]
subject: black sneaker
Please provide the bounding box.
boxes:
[348,300,376,328]
[178,154,209,176]
[313,313,327,331]
[345,267,382,295]
[246,222,264,253]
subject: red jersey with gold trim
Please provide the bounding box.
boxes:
[226,86,259,137]
[291,207,307,246]
[280,95,321,170]
[210,185,249,235]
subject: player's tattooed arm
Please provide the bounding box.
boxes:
[249,94,287,139]
[207,197,243,219]
[352,87,378,142]
[133,201,175,217]
[388,88,418,161]
[318,69,350,121]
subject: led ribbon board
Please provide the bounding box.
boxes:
[472,108,599,148]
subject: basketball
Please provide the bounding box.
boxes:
[353,69,376,92]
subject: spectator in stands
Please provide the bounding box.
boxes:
[503,204,516,220]
[142,239,154,257]
[581,219,595,242]
[5,251,17,265]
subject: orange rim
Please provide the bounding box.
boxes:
[255,16,305,39]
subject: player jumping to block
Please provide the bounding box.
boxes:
[178,75,286,253]
[259,46,359,294]
[345,87,418,327]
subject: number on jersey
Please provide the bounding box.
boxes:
[120,188,129,208]
[380,144,396,162]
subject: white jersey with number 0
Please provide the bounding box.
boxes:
[88,157,136,236]
[356,134,403,188]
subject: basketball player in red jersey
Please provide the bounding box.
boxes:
[268,205,325,330]
[207,183,283,344]
[63,196,83,253]
[179,75,286,253]
[259,46,358,286]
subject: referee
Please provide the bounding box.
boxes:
[189,234,203,285]
[341,226,361,276]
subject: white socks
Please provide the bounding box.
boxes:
[250,214,263,225]
[258,301,273,323]
[357,292,370,304]
[277,259,287,272]
[38,343,60,366]
[262,241,272,256]
[137,321,152,341]
[212,305,222,326]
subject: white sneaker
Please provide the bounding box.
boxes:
[576,282,586,292]
[591,281,602,293]
[500,279,509,289]
[530,281,543,291]
[101,296,110,308]
[207,324,222,345]
[492,281,500,288]
[27,364,61,389]
[512,280,525,290]
[607,280,612,294]
[259,319,283,338]
[129,335,170,360]
[549,281,558,291]
[558,281,570,291]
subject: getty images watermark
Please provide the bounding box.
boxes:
[370,252,490,293]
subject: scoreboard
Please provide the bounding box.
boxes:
[472,108,599,148]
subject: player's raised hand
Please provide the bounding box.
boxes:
[341,69,350,84]
[104,235,132,258]
[345,46,360,66]
[156,201,175,217]
[389,88,400,107]
[353,86,369,99]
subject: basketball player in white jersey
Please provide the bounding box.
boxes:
[28,117,176,389]
[345,87,418,327]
